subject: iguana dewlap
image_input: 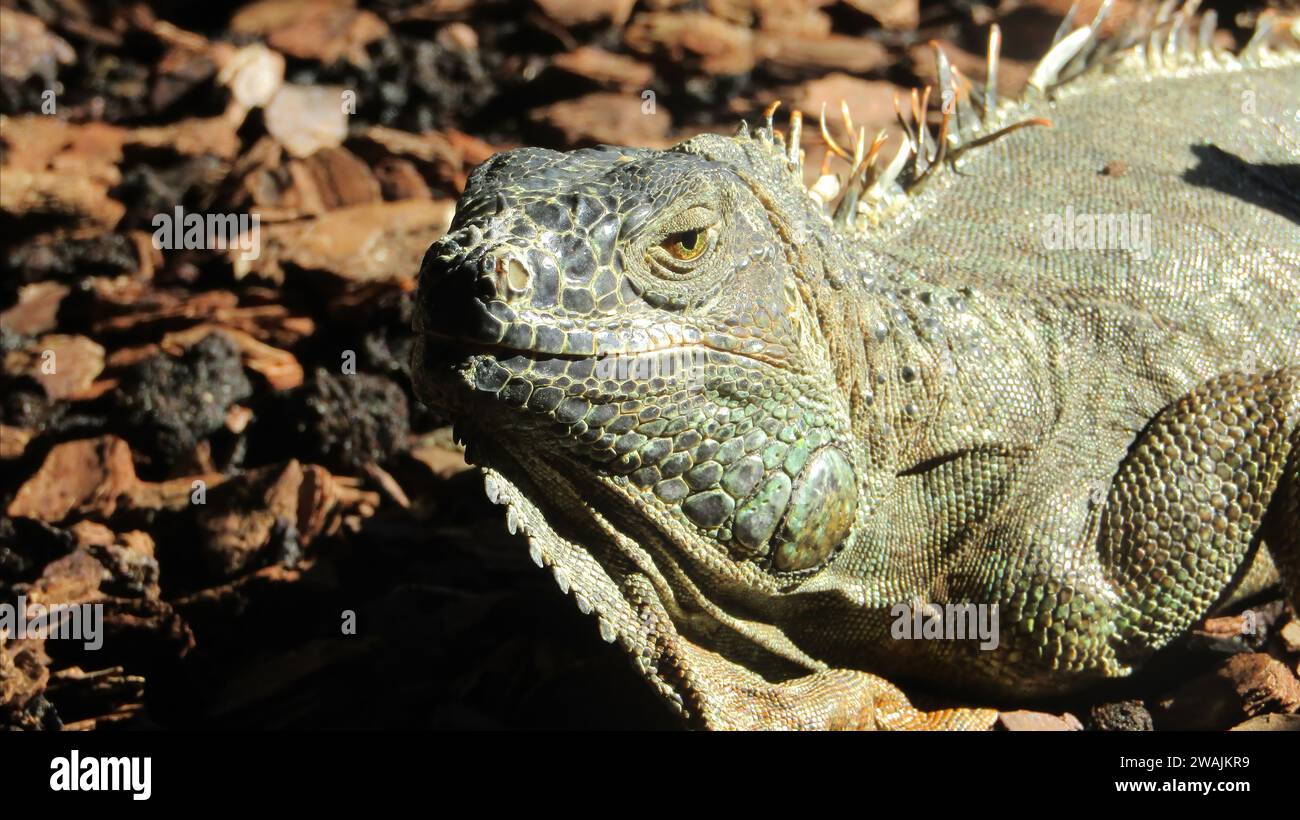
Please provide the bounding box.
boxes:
[412,5,1300,729]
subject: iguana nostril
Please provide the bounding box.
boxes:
[504,258,531,294]
[481,253,532,300]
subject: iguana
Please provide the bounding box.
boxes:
[411,1,1300,729]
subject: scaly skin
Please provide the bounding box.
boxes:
[411,13,1300,729]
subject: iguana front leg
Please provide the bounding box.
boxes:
[626,576,996,730]
[686,659,999,730]
[1100,367,1300,660]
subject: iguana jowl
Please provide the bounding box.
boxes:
[412,4,1300,729]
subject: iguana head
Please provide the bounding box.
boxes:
[412,129,865,657]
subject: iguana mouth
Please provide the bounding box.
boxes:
[419,326,790,376]
[418,329,594,362]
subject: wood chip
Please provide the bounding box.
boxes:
[0,425,34,460]
[0,115,126,226]
[285,145,384,212]
[535,0,637,28]
[1156,653,1300,730]
[239,198,456,284]
[0,281,69,336]
[264,84,350,159]
[1229,713,1300,731]
[195,459,379,578]
[1280,619,1300,654]
[842,0,919,31]
[6,436,139,522]
[997,710,1084,731]
[409,436,470,480]
[625,12,756,76]
[6,435,224,522]
[129,116,242,160]
[758,32,888,75]
[372,158,434,201]
[0,635,51,728]
[551,46,655,91]
[530,92,672,148]
[3,334,105,400]
[231,0,388,66]
[0,8,75,82]
[216,42,286,109]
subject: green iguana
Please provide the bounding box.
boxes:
[411,1,1300,729]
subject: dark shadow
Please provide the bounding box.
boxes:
[1183,144,1300,225]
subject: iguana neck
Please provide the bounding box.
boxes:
[818,241,1060,476]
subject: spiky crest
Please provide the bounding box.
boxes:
[724,1,1299,232]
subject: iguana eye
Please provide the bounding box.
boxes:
[660,228,710,261]
[643,206,720,284]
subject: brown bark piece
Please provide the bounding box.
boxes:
[129,116,243,160]
[161,324,305,391]
[240,198,456,284]
[1229,714,1300,731]
[757,32,888,75]
[551,46,655,91]
[997,710,1084,731]
[6,436,139,523]
[0,281,70,336]
[625,12,757,76]
[195,459,378,578]
[0,636,51,729]
[3,334,105,400]
[265,84,350,159]
[6,435,226,522]
[0,426,35,460]
[0,8,75,81]
[1156,653,1300,729]
[841,0,918,31]
[232,0,388,66]
[531,92,672,148]
[535,0,638,28]
[286,145,385,211]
